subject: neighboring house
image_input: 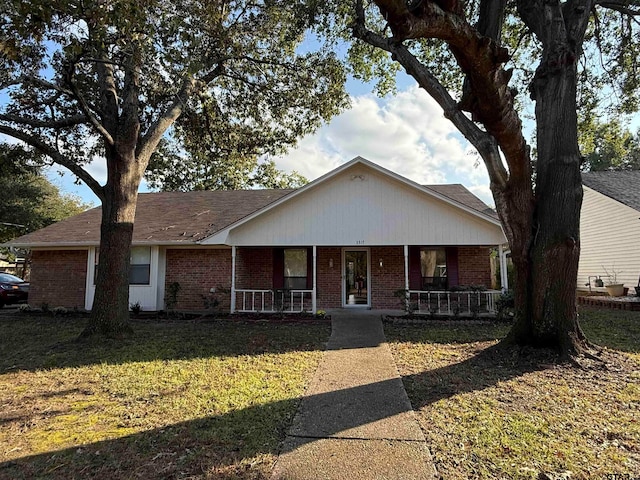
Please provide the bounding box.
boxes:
[579,171,640,293]
[7,157,508,313]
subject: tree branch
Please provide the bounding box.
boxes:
[364,0,529,182]
[137,76,197,162]
[596,0,640,16]
[17,75,74,96]
[0,113,88,129]
[352,11,508,189]
[138,63,225,161]
[64,59,116,146]
[0,125,105,200]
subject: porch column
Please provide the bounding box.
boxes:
[403,245,409,291]
[498,244,508,291]
[230,246,236,312]
[312,245,317,313]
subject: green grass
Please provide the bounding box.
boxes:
[0,314,329,479]
[580,307,640,355]
[385,307,640,480]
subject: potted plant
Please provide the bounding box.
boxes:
[603,267,625,297]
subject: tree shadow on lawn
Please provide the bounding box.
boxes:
[0,315,331,373]
[0,344,553,479]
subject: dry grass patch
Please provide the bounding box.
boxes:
[0,314,329,479]
[385,308,640,480]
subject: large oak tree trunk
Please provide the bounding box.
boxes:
[506,40,588,355]
[81,149,143,337]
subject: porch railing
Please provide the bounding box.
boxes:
[407,289,502,315]
[235,289,313,313]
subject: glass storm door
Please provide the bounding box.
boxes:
[343,249,369,307]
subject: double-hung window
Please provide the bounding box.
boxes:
[94,246,151,285]
[129,247,151,285]
[283,249,307,290]
[420,248,447,290]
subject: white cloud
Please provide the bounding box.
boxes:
[274,85,495,206]
[11,85,495,207]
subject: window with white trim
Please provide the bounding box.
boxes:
[94,246,151,285]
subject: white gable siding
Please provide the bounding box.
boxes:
[224,165,505,246]
[579,186,640,289]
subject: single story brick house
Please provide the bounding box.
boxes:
[8,157,509,314]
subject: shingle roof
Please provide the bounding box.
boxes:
[426,184,498,218]
[9,189,293,247]
[7,182,497,247]
[581,171,640,212]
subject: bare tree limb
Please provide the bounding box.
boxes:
[0,125,105,200]
[17,75,74,96]
[138,63,225,161]
[137,76,196,161]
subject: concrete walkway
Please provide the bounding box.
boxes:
[271,310,437,480]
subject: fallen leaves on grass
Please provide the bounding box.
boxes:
[386,311,640,480]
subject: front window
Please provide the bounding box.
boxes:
[284,248,307,290]
[420,248,447,290]
[129,247,151,285]
[94,246,151,285]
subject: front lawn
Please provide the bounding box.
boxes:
[386,307,640,480]
[0,314,329,479]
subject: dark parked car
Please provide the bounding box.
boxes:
[0,272,29,308]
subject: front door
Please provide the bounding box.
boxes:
[343,248,370,307]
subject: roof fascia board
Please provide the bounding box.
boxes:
[3,240,214,249]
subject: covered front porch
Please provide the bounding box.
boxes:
[230,244,508,315]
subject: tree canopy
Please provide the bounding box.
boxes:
[0,143,89,244]
[145,145,308,192]
[580,120,640,171]
[0,0,348,335]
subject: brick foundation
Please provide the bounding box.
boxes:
[29,250,88,309]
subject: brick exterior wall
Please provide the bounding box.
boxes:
[457,247,492,287]
[152,245,492,313]
[235,248,273,290]
[370,246,405,309]
[29,250,88,309]
[317,247,342,309]
[164,248,232,311]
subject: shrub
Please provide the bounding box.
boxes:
[130,301,142,315]
[165,281,181,311]
[52,306,68,316]
[496,290,515,321]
